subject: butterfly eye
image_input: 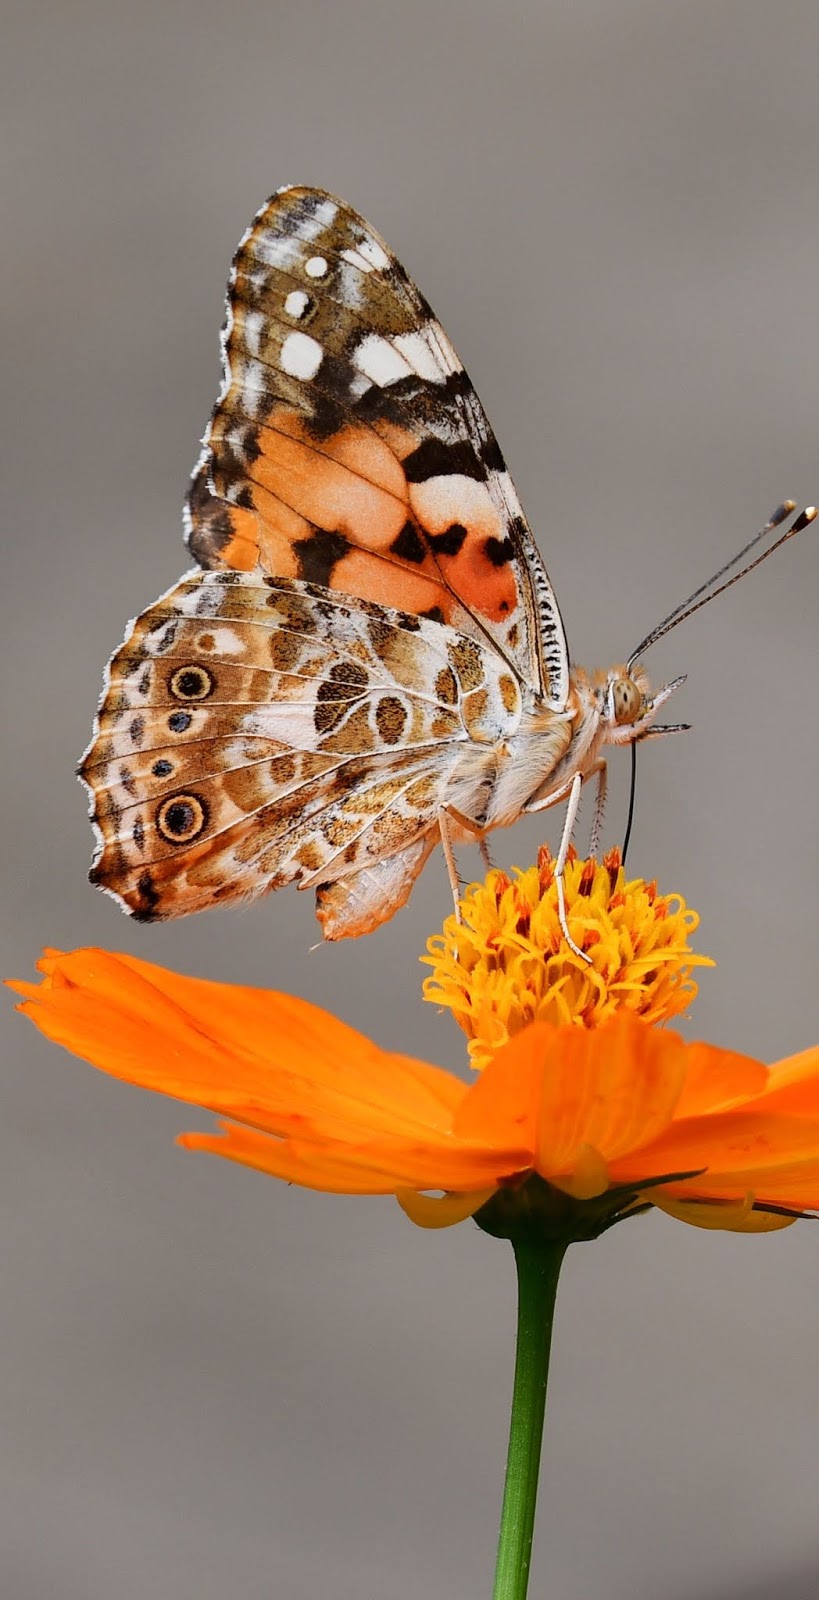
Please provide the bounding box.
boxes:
[610,677,643,725]
[168,664,215,702]
[156,794,208,844]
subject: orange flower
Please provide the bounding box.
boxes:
[9,946,819,1238]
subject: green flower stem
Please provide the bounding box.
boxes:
[492,1234,568,1600]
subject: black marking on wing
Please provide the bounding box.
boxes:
[402,438,485,484]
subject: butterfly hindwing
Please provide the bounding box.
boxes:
[80,568,525,935]
[185,186,569,708]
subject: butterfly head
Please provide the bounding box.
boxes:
[605,668,647,728]
[607,663,689,746]
[571,664,688,749]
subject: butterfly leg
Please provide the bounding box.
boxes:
[438,805,493,921]
[523,772,592,964]
[438,808,465,921]
[586,759,608,859]
[553,773,593,964]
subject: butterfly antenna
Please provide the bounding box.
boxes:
[627,501,816,668]
[621,741,637,867]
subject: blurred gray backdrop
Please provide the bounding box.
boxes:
[2,3,819,1597]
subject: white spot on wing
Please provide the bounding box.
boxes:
[357,237,390,271]
[197,627,246,657]
[341,247,374,273]
[241,360,268,414]
[254,234,302,271]
[280,331,324,379]
[243,309,264,356]
[305,255,328,278]
[352,333,412,387]
[349,371,373,399]
[426,323,463,376]
[284,289,310,318]
[298,199,338,240]
[409,475,499,537]
[242,703,319,744]
[393,329,447,384]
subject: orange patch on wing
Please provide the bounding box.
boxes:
[409,476,519,624]
[251,417,408,548]
[201,404,524,643]
[213,503,263,571]
[300,417,409,501]
[251,484,311,576]
[332,548,454,618]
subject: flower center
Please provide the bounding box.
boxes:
[423,847,713,1071]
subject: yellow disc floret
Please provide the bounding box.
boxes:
[423,848,713,1071]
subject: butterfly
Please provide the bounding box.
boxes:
[80,186,814,948]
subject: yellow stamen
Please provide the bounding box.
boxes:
[423,848,713,1071]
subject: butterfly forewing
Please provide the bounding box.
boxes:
[185,186,568,705]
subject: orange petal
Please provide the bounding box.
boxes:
[741,1046,819,1117]
[451,1022,544,1151]
[453,1017,687,1191]
[180,1121,512,1195]
[554,1143,610,1201]
[662,1161,819,1209]
[671,1041,768,1117]
[614,1110,819,1191]
[395,1188,496,1228]
[180,1123,410,1193]
[9,949,464,1139]
[652,1193,796,1232]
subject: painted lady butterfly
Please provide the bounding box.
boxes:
[80,187,813,945]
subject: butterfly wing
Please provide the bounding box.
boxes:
[80,568,524,937]
[83,187,570,937]
[185,186,570,710]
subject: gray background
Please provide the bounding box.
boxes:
[2,3,819,1596]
